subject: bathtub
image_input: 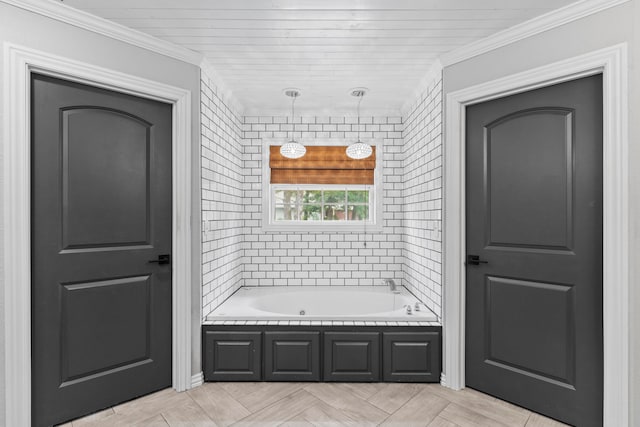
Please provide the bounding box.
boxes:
[206,286,437,322]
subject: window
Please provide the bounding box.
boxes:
[264,143,381,231]
[273,186,372,223]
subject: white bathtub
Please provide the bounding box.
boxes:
[206,286,437,322]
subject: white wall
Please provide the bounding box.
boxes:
[0,3,202,422]
[442,2,639,424]
[630,2,639,424]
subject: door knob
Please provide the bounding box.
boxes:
[149,254,171,265]
[467,255,488,266]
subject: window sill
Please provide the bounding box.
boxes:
[261,222,384,233]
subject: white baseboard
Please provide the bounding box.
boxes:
[191,372,204,389]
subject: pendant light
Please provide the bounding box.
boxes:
[346,88,373,160]
[280,88,306,159]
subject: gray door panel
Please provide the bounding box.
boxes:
[31,74,172,427]
[465,75,603,426]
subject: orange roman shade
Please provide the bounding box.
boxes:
[270,145,376,184]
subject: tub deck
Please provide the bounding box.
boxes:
[206,286,438,323]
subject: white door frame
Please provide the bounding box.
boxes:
[3,43,193,426]
[443,43,629,426]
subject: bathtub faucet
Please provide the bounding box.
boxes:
[385,279,400,294]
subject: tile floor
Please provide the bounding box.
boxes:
[61,382,569,426]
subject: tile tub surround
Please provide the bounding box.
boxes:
[201,96,446,317]
[243,115,405,290]
[403,74,443,318]
[201,72,244,318]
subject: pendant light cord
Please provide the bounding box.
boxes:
[290,94,297,141]
[357,95,363,143]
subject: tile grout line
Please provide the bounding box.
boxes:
[437,402,460,427]
[377,386,453,426]
[212,383,254,414]
[365,384,422,417]
[231,384,311,425]
[160,412,170,426]
[185,386,224,426]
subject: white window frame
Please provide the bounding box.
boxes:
[271,184,375,224]
[262,139,383,232]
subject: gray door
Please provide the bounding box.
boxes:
[465,75,603,426]
[31,74,172,427]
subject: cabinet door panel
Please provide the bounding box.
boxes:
[204,331,261,381]
[324,332,380,381]
[383,332,440,382]
[265,331,320,381]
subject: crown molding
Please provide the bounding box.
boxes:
[1,0,203,65]
[401,59,443,117]
[440,0,630,66]
[200,59,245,116]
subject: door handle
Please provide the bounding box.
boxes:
[467,255,488,266]
[148,254,171,265]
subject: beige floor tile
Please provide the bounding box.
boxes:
[426,385,530,426]
[233,389,319,427]
[69,411,121,427]
[525,412,570,427]
[233,382,307,412]
[110,388,193,425]
[439,402,511,427]
[75,412,169,427]
[303,383,390,424]
[71,408,115,426]
[277,408,316,427]
[67,382,575,427]
[278,420,314,427]
[161,395,217,426]
[112,388,177,414]
[295,402,362,426]
[217,382,262,400]
[380,388,450,427]
[463,387,533,419]
[188,383,251,427]
[338,382,386,400]
[428,416,460,427]
[136,414,171,426]
[367,383,424,413]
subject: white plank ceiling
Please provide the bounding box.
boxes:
[62,0,577,114]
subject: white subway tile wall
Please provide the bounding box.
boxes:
[201,73,244,318]
[403,75,443,318]
[243,116,404,289]
[200,75,443,320]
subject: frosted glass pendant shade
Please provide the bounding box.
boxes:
[347,87,372,160]
[280,141,307,159]
[346,141,373,159]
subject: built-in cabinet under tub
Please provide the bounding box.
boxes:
[202,325,441,383]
